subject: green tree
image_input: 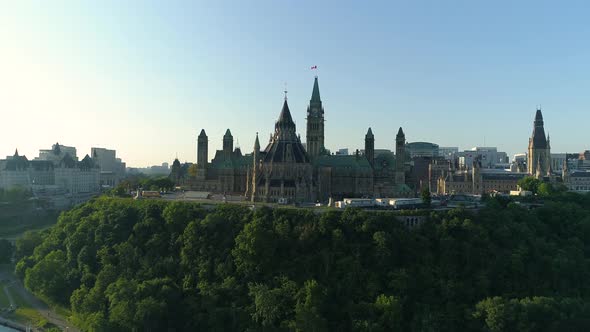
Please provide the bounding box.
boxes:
[517,176,542,194]
[294,280,328,332]
[421,188,432,208]
[538,182,554,197]
[14,231,43,259]
[25,250,70,303]
[0,239,14,263]
[188,164,198,178]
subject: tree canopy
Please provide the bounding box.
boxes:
[16,193,590,331]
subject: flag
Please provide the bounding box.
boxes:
[310,65,317,70]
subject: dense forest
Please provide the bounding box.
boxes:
[15,193,590,331]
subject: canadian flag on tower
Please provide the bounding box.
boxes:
[310,65,317,70]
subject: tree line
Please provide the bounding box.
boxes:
[15,191,590,331]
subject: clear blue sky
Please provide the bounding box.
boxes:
[2,1,589,166]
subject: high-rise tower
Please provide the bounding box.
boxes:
[527,108,551,177]
[365,128,374,168]
[395,127,406,185]
[306,76,325,159]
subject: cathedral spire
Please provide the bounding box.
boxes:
[311,76,321,103]
[528,107,550,175]
[14,149,18,157]
[306,76,325,159]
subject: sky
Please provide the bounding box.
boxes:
[1,1,589,167]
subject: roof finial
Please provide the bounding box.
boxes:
[284,82,288,101]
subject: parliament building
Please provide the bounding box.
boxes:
[170,77,411,203]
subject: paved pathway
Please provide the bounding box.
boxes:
[0,270,77,332]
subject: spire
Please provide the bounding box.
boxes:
[531,108,547,149]
[224,129,232,138]
[365,127,374,138]
[277,99,295,127]
[254,132,260,151]
[14,149,18,157]
[535,107,543,122]
[199,129,207,138]
[311,76,321,103]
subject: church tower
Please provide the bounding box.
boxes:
[395,127,406,185]
[223,129,234,159]
[365,128,375,168]
[527,108,551,177]
[197,129,208,178]
[306,76,325,159]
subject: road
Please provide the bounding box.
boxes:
[0,270,77,332]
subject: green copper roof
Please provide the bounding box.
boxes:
[366,127,374,138]
[224,129,232,138]
[210,153,253,169]
[373,151,396,170]
[311,76,321,103]
[199,129,207,137]
[313,155,372,169]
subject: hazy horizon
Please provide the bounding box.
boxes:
[2,1,589,167]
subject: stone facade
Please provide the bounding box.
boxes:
[437,158,527,195]
[527,108,552,177]
[174,76,411,203]
[0,147,101,206]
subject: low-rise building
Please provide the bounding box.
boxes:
[0,144,115,208]
[91,147,126,187]
[406,142,439,158]
[437,158,527,195]
[564,171,590,192]
[456,147,508,170]
[438,147,459,160]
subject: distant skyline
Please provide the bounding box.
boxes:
[2,1,589,167]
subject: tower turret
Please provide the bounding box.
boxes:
[306,76,325,159]
[197,129,208,178]
[223,129,234,158]
[197,129,208,166]
[365,128,375,167]
[395,127,406,185]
